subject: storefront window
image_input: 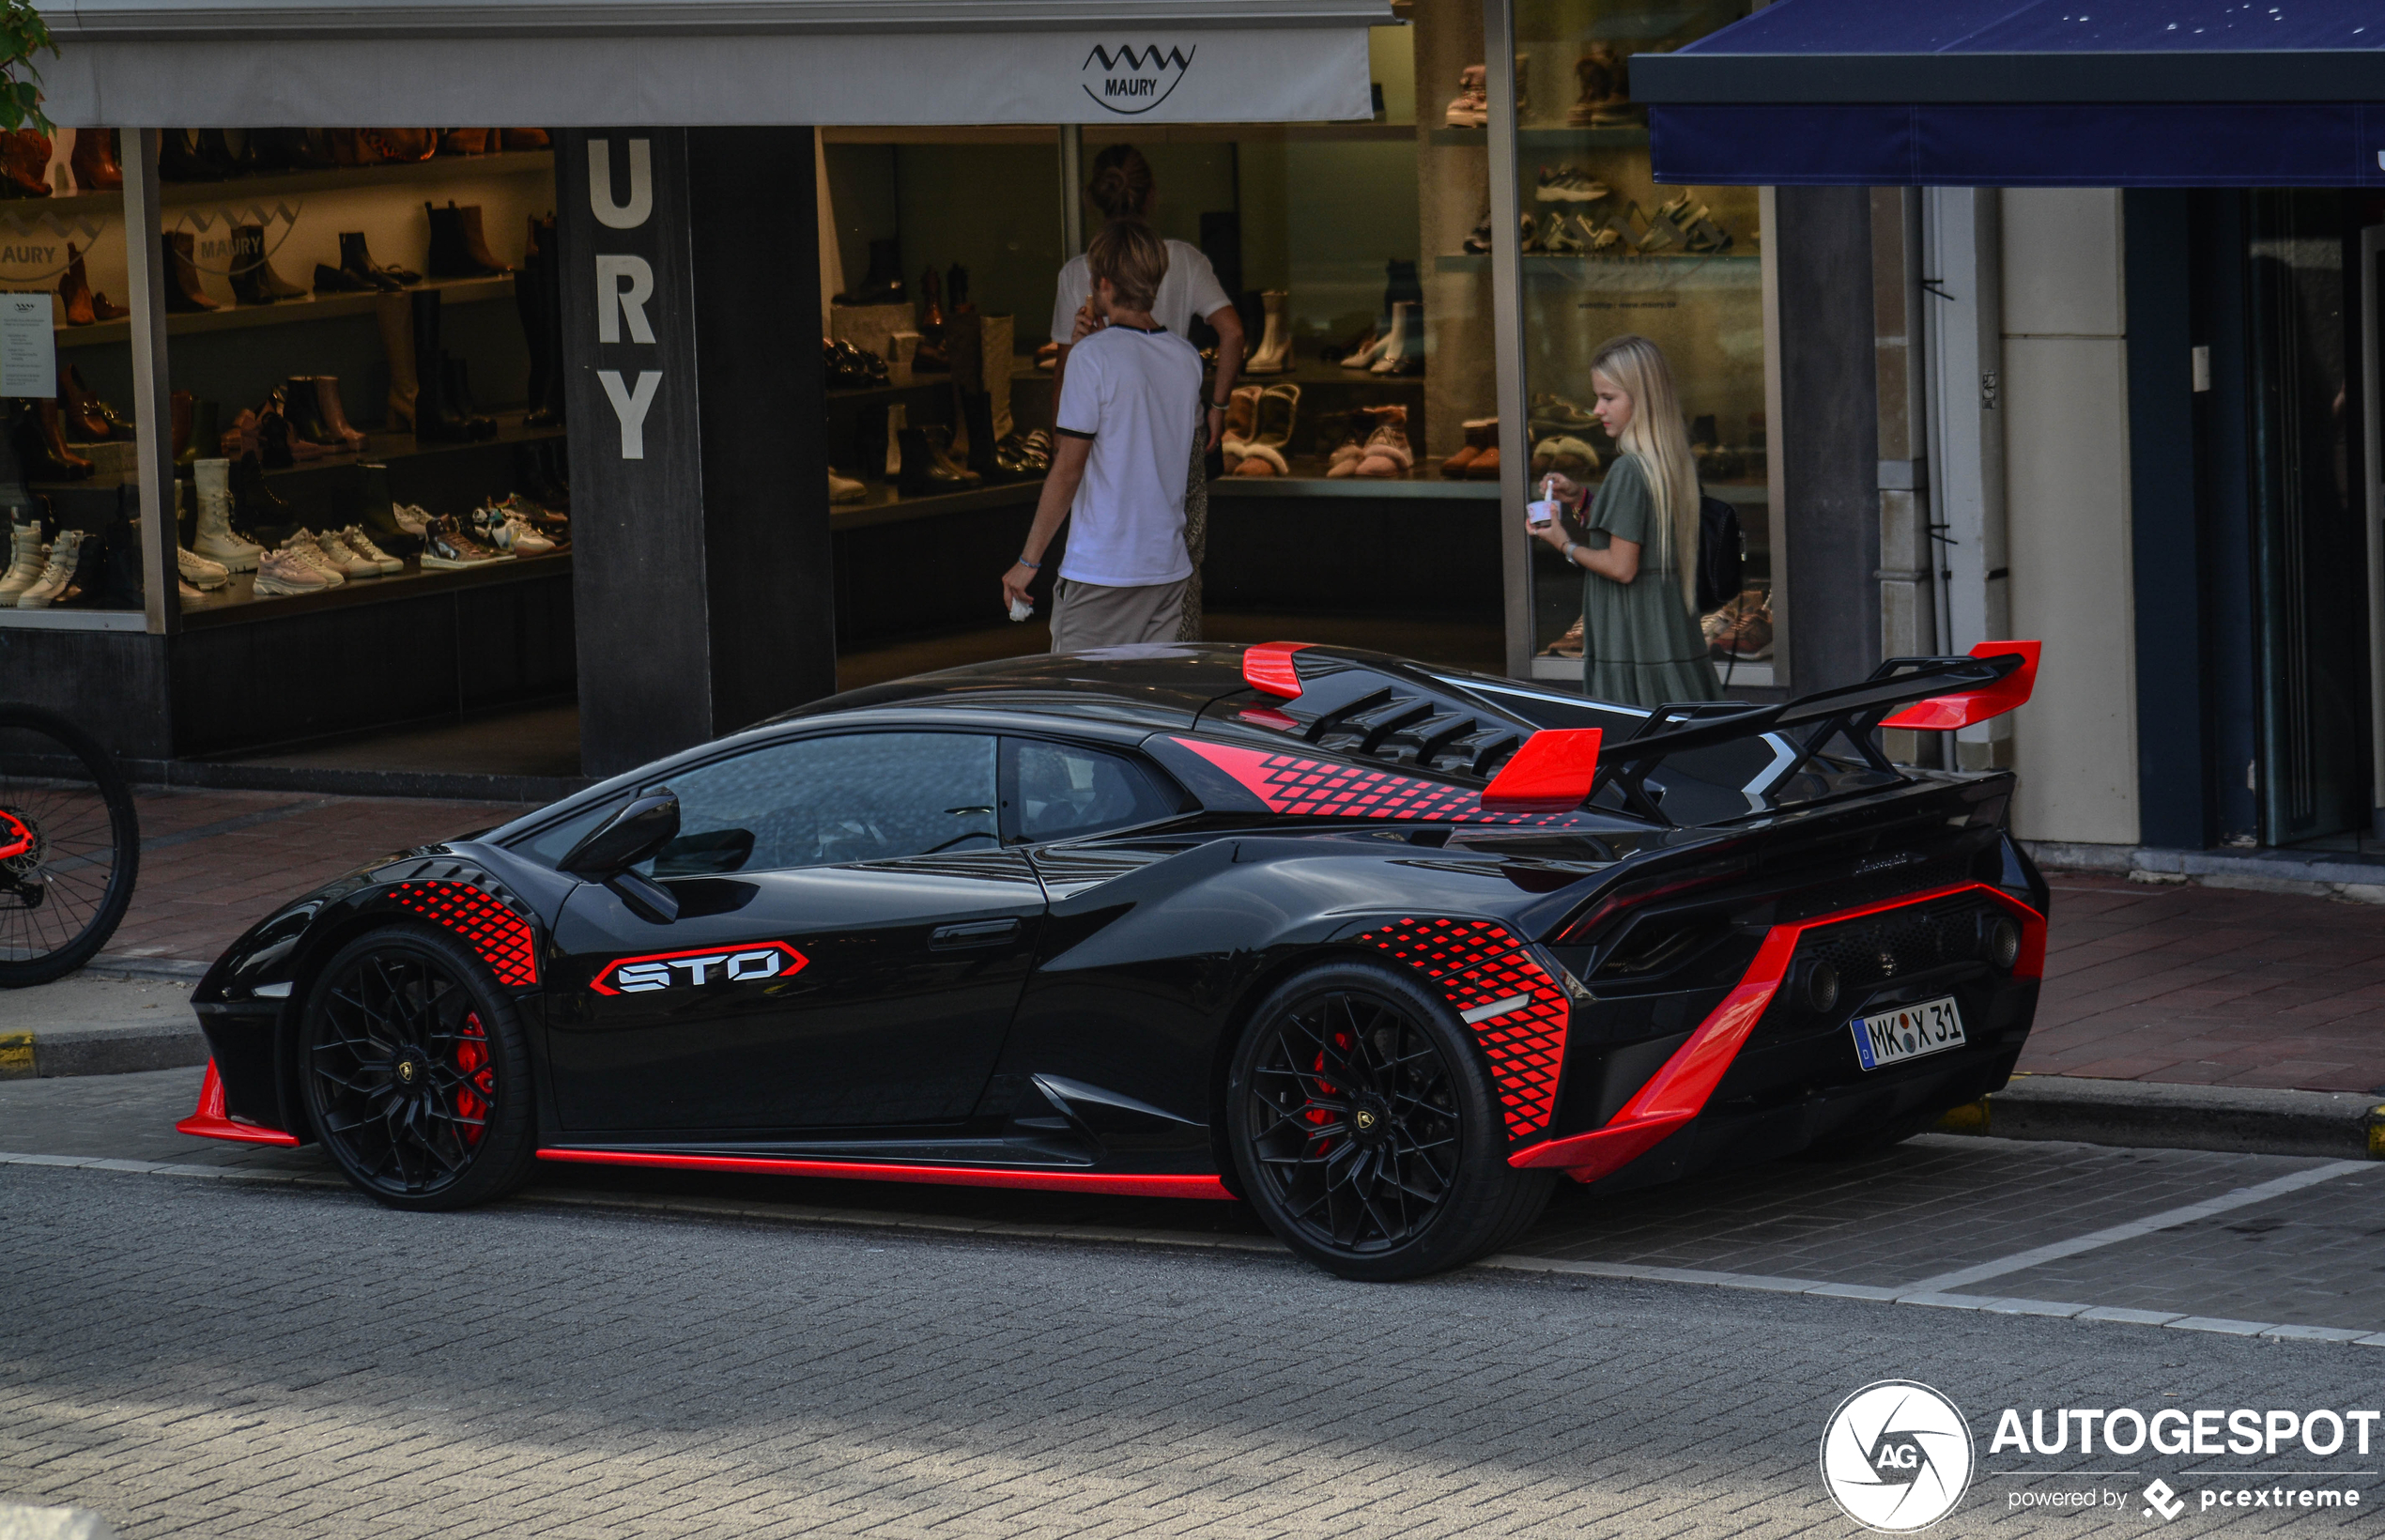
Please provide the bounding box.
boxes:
[1507,1,1773,692]
[1,129,137,616]
[158,129,568,621]
[821,8,1510,685]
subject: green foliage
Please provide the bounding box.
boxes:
[0,0,53,137]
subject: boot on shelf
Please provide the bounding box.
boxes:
[512,441,567,510]
[278,377,348,451]
[253,394,296,470]
[305,377,368,451]
[60,363,131,442]
[227,454,298,546]
[22,402,94,480]
[1244,290,1291,375]
[339,230,411,292]
[881,403,907,480]
[1371,300,1423,377]
[69,128,121,192]
[162,232,219,313]
[516,213,565,425]
[1230,383,1300,477]
[0,517,44,601]
[356,463,422,555]
[426,201,507,278]
[13,529,84,608]
[377,292,418,430]
[171,392,192,464]
[0,131,51,198]
[897,426,978,496]
[1218,383,1261,472]
[156,130,225,183]
[833,239,905,307]
[190,458,260,573]
[960,391,999,480]
[228,224,310,304]
[441,358,497,440]
[409,289,482,442]
[917,266,946,338]
[97,515,146,608]
[58,243,126,326]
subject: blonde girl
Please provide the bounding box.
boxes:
[1529,333,1721,707]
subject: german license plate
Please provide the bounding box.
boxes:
[1851,995,1965,1071]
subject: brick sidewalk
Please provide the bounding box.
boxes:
[90,792,2385,1095]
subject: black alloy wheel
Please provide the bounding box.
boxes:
[300,925,536,1210]
[1228,960,1552,1281]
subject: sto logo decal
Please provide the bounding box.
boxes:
[590,942,808,995]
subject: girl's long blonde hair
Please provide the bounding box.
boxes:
[1590,333,1700,611]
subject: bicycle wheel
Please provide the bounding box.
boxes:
[0,706,139,987]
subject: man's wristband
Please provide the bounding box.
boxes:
[1015,555,1041,569]
[1209,400,1227,410]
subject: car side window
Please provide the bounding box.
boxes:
[641,732,999,876]
[1011,739,1177,844]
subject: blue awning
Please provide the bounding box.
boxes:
[1633,0,2385,186]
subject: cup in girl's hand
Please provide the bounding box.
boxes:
[1526,500,1562,528]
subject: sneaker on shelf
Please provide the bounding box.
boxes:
[1444,64,1488,128]
[422,516,511,570]
[278,531,346,586]
[828,468,867,504]
[341,526,404,574]
[15,531,85,608]
[391,502,431,537]
[177,543,230,591]
[254,546,330,597]
[0,521,48,601]
[1463,219,1494,254]
[315,529,385,578]
[1534,165,1610,204]
[192,476,265,574]
[178,577,205,599]
[500,511,556,555]
[469,504,518,552]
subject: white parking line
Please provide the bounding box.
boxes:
[6,1148,2382,1346]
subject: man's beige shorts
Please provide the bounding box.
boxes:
[1049,577,1190,653]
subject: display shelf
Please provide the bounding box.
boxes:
[57,273,515,350]
[830,477,1042,531]
[0,605,146,632]
[1213,463,1498,499]
[33,149,554,223]
[180,547,570,628]
[1436,251,1757,278]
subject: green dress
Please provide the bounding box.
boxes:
[1577,454,1723,709]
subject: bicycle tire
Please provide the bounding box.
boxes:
[0,705,140,987]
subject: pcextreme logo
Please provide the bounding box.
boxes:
[1820,1381,1976,1532]
[1081,43,1195,116]
[589,942,808,995]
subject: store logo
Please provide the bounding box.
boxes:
[2144,1479,2186,1521]
[1081,43,1195,116]
[590,942,808,994]
[1820,1381,1975,1532]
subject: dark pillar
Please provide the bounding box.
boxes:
[1775,185,1881,695]
[557,129,836,780]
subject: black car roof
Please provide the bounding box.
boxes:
[765,644,1259,732]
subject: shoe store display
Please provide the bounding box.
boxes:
[823,338,890,391]
[1580,44,1639,126]
[15,530,84,608]
[829,468,868,504]
[410,289,492,442]
[162,231,220,313]
[441,357,499,439]
[57,243,129,327]
[421,515,511,569]
[518,214,566,425]
[315,529,385,578]
[392,503,430,538]
[1706,588,1773,662]
[1320,411,1367,477]
[897,425,979,496]
[1529,393,1599,438]
[0,130,51,198]
[1535,165,1611,204]
[60,365,131,443]
[0,520,46,600]
[1337,329,1385,371]
[1531,435,1600,478]
[279,531,349,586]
[1445,64,1488,128]
[1218,383,1261,471]
[1463,216,1494,255]
[1371,300,1423,377]
[253,546,331,597]
[69,128,122,192]
[229,224,311,304]
[1351,405,1414,479]
[1541,616,1586,659]
[834,239,907,308]
[21,401,95,481]
[1245,290,1291,375]
[228,454,298,544]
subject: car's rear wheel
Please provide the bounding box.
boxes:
[1227,959,1552,1282]
[299,925,536,1210]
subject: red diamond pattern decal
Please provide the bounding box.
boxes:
[1359,916,1568,1143]
[390,881,540,988]
[1172,739,1593,826]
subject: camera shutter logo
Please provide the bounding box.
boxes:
[1081,44,1195,116]
[1819,1380,1975,1532]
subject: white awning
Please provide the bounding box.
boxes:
[38,0,1390,126]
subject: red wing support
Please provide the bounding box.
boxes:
[1481,728,1603,813]
[1509,882,2046,1183]
[1242,641,1312,699]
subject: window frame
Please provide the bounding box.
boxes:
[998,734,1194,849]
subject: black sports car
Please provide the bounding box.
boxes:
[179,640,2048,1280]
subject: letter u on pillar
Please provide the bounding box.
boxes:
[591,138,654,229]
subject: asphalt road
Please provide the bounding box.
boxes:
[4,1069,2383,1538]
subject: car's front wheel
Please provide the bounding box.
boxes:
[299,924,537,1210]
[1227,959,1552,1281]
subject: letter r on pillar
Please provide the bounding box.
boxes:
[595,254,656,345]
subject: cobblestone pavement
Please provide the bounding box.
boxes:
[6,1150,2383,1540]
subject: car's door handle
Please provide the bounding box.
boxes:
[929,917,1022,950]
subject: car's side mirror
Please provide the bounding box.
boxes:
[560,789,683,924]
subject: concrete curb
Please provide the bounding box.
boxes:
[2025,839,2385,903]
[1937,1074,2385,1161]
[0,1023,210,1080]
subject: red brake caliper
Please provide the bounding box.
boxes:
[1306,1031,1355,1151]
[453,1013,493,1145]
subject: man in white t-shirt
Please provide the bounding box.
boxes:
[1002,221,1202,652]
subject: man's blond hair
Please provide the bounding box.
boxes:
[1087,219,1169,313]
